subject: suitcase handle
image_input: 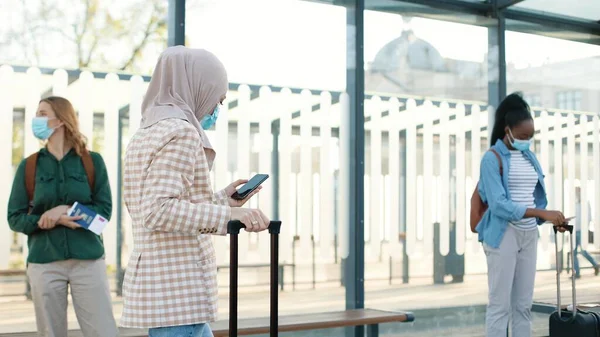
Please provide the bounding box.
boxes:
[227,220,282,235]
[227,220,281,337]
[552,223,574,234]
[553,223,577,321]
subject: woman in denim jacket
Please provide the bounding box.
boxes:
[476,93,567,337]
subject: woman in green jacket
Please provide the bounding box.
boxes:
[7,96,118,337]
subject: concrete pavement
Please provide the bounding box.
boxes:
[0,270,598,335]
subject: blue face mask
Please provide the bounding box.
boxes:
[32,117,57,140]
[508,129,531,152]
[200,105,219,130]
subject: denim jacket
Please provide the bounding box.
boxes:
[475,139,548,248]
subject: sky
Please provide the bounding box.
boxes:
[1,0,599,91]
[185,0,600,90]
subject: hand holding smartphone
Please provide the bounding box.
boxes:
[231,174,269,200]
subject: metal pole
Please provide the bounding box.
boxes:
[402,234,409,284]
[292,235,298,290]
[345,1,365,336]
[488,0,507,137]
[270,231,279,337]
[312,235,316,289]
[229,232,239,336]
[167,0,186,47]
[271,121,280,221]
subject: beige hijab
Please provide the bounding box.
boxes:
[140,46,228,167]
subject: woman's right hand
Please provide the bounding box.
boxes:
[540,210,566,226]
[230,207,270,232]
[57,214,83,230]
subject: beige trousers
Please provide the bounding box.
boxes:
[27,258,118,337]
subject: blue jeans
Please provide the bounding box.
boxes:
[149,323,213,337]
[573,231,598,276]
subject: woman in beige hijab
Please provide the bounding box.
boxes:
[121,46,269,337]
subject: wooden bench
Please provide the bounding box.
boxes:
[217,263,296,291]
[0,269,26,276]
[1,309,414,337]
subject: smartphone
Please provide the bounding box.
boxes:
[544,216,576,224]
[231,174,269,200]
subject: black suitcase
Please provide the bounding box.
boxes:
[549,224,600,337]
[227,220,281,337]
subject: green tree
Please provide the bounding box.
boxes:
[2,0,168,73]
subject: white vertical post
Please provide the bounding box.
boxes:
[0,66,15,269]
[24,67,42,157]
[388,98,401,255]
[422,104,434,256]
[469,105,483,251]
[299,89,313,258]
[455,103,466,256]
[580,115,589,249]
[279,88,293,263]
[102,73,120,268]
[319,92,334,260]
[78,71,95,150]
[236,85,251,261]
[405,99,417,255]
[338,93,350,262]
[312,172,320,247]
[258,86,273,261]
[554,113,564,252]
[128,75,144,134]
[439,102,450,256]
[369,96,382,259]
[52,69,69,98]
[539,111,550,251]
[567,114,576,226]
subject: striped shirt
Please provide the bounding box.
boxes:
[508,150,539,230]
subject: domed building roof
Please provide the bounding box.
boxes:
[370,30,447,73]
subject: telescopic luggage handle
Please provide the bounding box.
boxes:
[552,223,574,235]
[227,220,282,235]
[227,220,282,337]
[553,222,576,321]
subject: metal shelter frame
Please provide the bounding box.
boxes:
[163,1,600,336]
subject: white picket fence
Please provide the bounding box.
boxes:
[0,65,599,280]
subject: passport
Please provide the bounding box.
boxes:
[67,202,108,235]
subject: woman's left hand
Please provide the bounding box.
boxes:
[224,179,262,207]
[38,205,69,230]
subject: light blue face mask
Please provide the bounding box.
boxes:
[200,105,220,130]
[508,128,531,152]
[32,117,57,140]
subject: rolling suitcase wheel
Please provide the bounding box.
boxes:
[227,220,282,337]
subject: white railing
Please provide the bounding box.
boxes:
[0,65,599,280]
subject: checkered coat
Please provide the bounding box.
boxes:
[120,118,231,328]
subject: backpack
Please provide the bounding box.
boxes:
[25,149,95,213]
[469,149,502,233]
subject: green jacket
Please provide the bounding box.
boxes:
[7,148,112,264]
